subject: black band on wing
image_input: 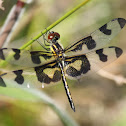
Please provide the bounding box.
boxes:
[0,48,7,60]
[85,36,96,50]
[30,52,53,64]
[117,18,126,29]
[99,24,111,35]
[34,62,61,84]
[65,55,91,77]
[0,73,7,87]
[13,70,24,84]
[96,49,107,62]
[67,36,96,52]
[109,46,123,58]
[12,49,21,60]
[30,53,41,64]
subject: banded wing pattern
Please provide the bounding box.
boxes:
[0,60,61,88]
[64,46,123,79]
[65,18,126,56]
[0,48,54,67]
[0,46,123,88]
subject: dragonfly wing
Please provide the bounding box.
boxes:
[0,48,54,67]
[64,46,123,79]
[65,18,125,56]
[0,47,123,87]
[0,60,62,88]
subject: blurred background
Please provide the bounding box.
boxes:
[0,0,126,126]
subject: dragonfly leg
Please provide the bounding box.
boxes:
[41,29,50,45]
[36,38,50,51]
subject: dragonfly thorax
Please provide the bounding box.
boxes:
[51,42,64,56]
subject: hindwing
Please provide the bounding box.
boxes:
[64,46,123,79]
[0,60,61,88]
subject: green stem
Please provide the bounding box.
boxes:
[20,0,90,50]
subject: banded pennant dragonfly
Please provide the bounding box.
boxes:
[0,18,125,112]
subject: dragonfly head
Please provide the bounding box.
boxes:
[48,31,60,43]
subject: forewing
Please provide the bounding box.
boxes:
[0,48,54,67]
[0,60,62,88]
[64,46,123,79]
[65,18,125,56]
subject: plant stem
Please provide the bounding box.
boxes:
[20,0,90,50]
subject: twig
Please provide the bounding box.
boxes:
[97,69,126,85]
[0,0,4,10]
[0,0,32,48]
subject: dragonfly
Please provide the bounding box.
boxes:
[0,18,125,112]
